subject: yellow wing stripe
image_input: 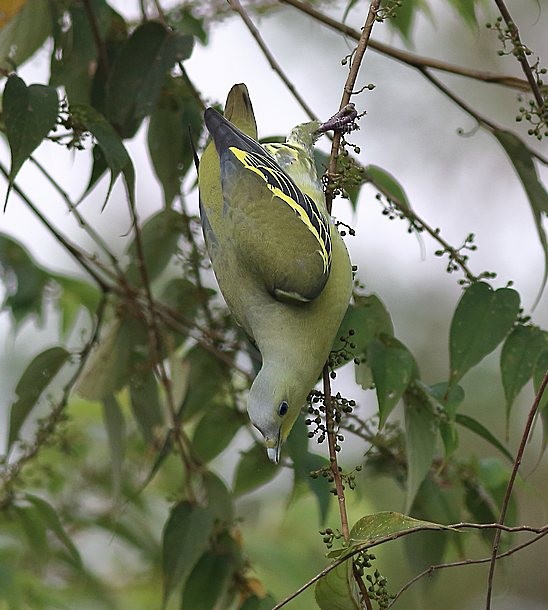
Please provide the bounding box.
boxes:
[229,146,331,272]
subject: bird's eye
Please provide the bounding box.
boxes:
[278,401,289,417]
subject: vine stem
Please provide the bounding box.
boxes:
[485,370,548,609]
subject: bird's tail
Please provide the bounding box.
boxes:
[204,107,265,160]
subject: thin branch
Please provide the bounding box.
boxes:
[485,370,548,609]
[272,521,548,610]
[390,527,548,607]
[368,172,480,283]
[29,156,125,279]
[0,163,111,291]
[279,0,530,91]
[493,0,545,108]
[125,193,199,481]
[228,0,318,121]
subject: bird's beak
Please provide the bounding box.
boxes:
[265,431,281,464]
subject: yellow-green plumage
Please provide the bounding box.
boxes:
[198,84,352,462]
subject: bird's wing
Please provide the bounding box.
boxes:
[203,107,332,303]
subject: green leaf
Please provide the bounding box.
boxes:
[13,504,48,562]
[193,404,243,463]
[426,381,465,458]
[148,76,203,206]
[427,381,465,419]
[3,75,59,209]
[233,443,279,496]
[51,274,101,334]
[0,232,50,324]
[404,388,437,513]
[9,346,70,448]
[447,0,477,28]
[70,103,135,209]
[0,0,51,71]
[203,471,234,522]
[465,458,515,539]
[126,208,185,283]
[315,560,360,610]
[455,414,513,462]
[449,282,520,385]
[79,144,109,202]
[169,6,208,44]
[182,550,233,610]
[49,4,96,105]
[130,372,165,444]
[160,278,204,348]
[369,335,416,428]
[181,345,231,422]
[494,130,548,304]
[386,0,418,43]
[162,501,215,605]
[364,164,411,211]
[405,477,461,572]
[102,395,126,495]
[23,494,81,567]
[501,325,547,417]
[106,21,194,138]
[349,511,449,546]
[76,315,150,402]
[332,293,393,371]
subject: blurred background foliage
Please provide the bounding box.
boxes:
[0,0,547,608]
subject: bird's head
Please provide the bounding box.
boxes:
[247,367,302,464]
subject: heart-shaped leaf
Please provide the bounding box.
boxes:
[449,282,520,385]
[368,335,417,428]
[3,75,58,209]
